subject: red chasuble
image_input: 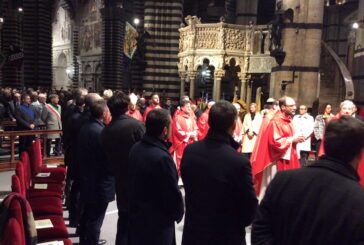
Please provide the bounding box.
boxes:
[170,112,198,173]
[251,110,300,195]
[143,104,161,122]
[127,109,143,122]
[197,109,210,140]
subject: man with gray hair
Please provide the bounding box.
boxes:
[41,93,62,156]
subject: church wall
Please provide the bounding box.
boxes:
[52,5,72,89]
[77,0,103,91]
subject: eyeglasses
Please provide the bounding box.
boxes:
[285,104,296,107]
[299,108,307,110]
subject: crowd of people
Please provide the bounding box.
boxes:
[1,86,364,245]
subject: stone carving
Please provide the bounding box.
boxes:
[185,15,201,27]
[178,17,274,99]
[225,29,246,50]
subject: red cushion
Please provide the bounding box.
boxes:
[32,171,66,185]
[27,189,63,200]
[0,217,25,245]
[15,162,27,195]
[28,197,63,216]
[11,175,25,197]
[20,152,32,189]
[28,138,43,175]
[7,200,27,244]
[35,215,69,240]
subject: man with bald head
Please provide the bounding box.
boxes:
[253,96,304,200]
[66,92,101,229]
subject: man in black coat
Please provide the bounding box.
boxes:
[252,116,364,245]
[100,92,145,245]
[77,99,115,245]
[181,100,258,245]
[128,109,184,245]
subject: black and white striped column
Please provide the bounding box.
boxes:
[143,0,183,99]
[23,0,53,88]
[2,3,23,87]
[101,6,124,90]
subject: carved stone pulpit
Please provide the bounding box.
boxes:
[178,16,276,101]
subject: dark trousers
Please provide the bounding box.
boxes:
[68,179,81,227]
[299,151,309,167]
[19,135,34,153]
[116,205,129,245]
[242,153,252,160]
[79,201,109,245]
[46,138,61,156]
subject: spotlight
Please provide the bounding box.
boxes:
[18,7,23,12]
[353,22,359,29]
[133,18,140,26]
[0,18,4,23]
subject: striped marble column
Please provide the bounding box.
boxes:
[101,6,124,90]
[143,0,183,99]
[23,0,53,88]
[72,27,79,88]
[131,0,145,91]
[1,4,23,87]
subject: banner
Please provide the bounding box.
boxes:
[124,22,138,59]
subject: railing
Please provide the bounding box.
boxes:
[0,129,64,171]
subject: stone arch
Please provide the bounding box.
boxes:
[52,0,75,21]
[194,56,220,71]
[53,52,70,89]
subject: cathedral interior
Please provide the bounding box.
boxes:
[1,0,363,110]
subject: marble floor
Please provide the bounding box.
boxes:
[0,170,251,245]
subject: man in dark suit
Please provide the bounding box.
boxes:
[78,99,115,245]
[128,109,184,245]
[100,91,145,245]
[15,93,36,153]
[181,100,258,245]
[252,116,364,245]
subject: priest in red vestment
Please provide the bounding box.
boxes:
[318,100,364,186]
[251,96,304,199]
[126,93,143,122]
[197,101,215,140]
[171,99,198,173]
[143,94,162,122]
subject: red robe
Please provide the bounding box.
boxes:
[127,109,143,122]
[318,113,364,186]
[251,110,300,195]
[143,104,161,122]
[197,109,210,140]
[170,112,198,173]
